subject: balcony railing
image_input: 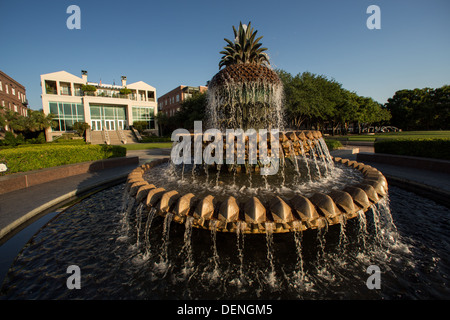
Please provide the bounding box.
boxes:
[44,89,155,102]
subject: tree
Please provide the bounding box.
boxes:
[385,85,449,130]
[119,87,132,96]
[29,110,56,132]
[175,92,207,130]
[73,121,90,137]
[81,84,97,95]
[276,70,344,130]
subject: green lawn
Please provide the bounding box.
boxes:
[327,130,450,142]
[123,142,173,150]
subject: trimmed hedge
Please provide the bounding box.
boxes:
[324,139,343,151]
[0,144,126,175]
[374,138,450,160]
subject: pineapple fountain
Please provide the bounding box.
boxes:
[124,22,388,236]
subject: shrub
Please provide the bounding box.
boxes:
[0,144,126,175]
[324,139,343,151]
[374,138,450,160]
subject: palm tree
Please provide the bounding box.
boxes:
[29,110,56,132]
[3,110,20,133]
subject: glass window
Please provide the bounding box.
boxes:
[64,103,72,116]
[104,106,115,119]
[90,106,101,119]
[49,102,58,114]
[77,104,84,117]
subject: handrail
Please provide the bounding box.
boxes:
[118,130,127,144]
[103,129,110,145]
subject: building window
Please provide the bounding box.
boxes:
[0,81,2,91]
[45,80,57,94]
[49,101,85,131]
[90,104,127,131]
[60,82,72,95]
[12,88,15,96]
[132,106,155,129]
[6,85,9,94]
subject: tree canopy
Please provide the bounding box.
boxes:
[385,85,450,130]
[276,70,391,133]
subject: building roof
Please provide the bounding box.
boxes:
[127,81,156,91]
[40,70,85,83]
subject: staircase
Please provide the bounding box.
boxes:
[90,130,139,145]
[90,131,106,144]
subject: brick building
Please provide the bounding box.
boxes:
[158,85,207,117]
[0,70,28,116]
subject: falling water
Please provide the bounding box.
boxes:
[299,140,312,182]
[143,207,157,259]
[288,140,301,183]
[357,210,368,248]
[293,226,305,282]
[135,203,145,248]
[338,219,348,253]
[206,80,284,131]
[209,220,220,281]
[236,221,245,282]
[264,222,277,287]
[308,140,322,179]
[318,137,334,171]
[121,196,135,234]
[157,213,173,272]
[180,216,195,276]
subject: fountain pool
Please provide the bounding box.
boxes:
[1,183,449,299]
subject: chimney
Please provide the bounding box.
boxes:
[81,70,88,82]
[121,76,127,87]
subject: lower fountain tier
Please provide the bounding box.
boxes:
[125,157,388,234]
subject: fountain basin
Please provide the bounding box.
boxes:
[125,133,388,234]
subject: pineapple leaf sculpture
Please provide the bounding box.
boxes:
[219,21,269,69]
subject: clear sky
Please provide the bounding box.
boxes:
[0,0,449,110]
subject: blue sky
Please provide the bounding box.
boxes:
[1,0,449,110]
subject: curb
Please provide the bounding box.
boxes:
[0,172,129,242]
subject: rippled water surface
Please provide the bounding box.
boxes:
[1,184,449,299]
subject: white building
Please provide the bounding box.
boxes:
[40,70,158,141]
